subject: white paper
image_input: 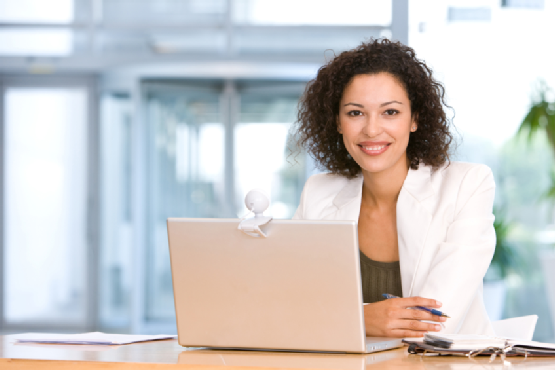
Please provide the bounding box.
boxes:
[12,332,176,345]
[507,339,555,350]
[492,315,538,341]
[425,334,506,350]
[423,333,555,351]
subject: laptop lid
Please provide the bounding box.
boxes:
[167,218,367,353]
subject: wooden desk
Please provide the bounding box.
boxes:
[2,335,555,369]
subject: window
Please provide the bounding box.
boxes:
[1,79,93,330]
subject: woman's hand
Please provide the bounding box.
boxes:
[364,296,446,338]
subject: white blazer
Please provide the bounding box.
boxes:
[292,161,496,335]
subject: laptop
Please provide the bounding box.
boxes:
[167,218,403,353]
[177,347,402,368]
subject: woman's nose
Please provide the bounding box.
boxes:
[362,114,381,137]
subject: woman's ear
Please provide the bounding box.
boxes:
[337,116,342,134]
[410,115,418,132]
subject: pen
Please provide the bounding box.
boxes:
[382,294,451,318]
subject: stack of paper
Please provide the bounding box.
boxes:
[424,334,507,350]
[415,333,555,356]
[12,332,176,345]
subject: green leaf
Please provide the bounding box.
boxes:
[541,168,555,201]
[518,80,554,145]
[518,104,541,140]
[547,112,555,148]
[489,207,519,280]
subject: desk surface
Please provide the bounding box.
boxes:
[2,335,555,369]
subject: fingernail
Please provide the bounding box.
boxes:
[435,325,441,331]
[436,300,442,307]
[440,317,446,322]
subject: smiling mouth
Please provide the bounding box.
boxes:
[358,143,391,155]
[362,144,387,150]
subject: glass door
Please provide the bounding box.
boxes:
[1,77,94,330]
[143,81,226,323]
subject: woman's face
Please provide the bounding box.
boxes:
[338,72,416,176]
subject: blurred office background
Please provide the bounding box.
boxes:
[1,0,555,341]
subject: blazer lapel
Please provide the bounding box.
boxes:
[397,165,435,297]
[325,175,364,221]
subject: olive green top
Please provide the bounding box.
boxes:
[359,251,403,304]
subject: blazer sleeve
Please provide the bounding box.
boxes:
[418,165,496,334]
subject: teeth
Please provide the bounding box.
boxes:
[363,145,386,151]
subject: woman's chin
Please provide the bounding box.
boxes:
[357,156,409,175]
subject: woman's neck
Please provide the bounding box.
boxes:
[361,157,410,210]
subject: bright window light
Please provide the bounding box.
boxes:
[0,0,74,23]
[234,0,391,26]
[4,88,87,324]
[0,29,73,56]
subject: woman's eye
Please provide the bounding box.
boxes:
[348,110,362,116]
[384,109,399,116]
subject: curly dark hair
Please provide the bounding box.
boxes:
[295,38,453,178]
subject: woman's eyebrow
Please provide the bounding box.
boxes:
[380,100,403,107]
[343,102,364,108]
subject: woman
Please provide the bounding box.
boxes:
[292,39,496,338]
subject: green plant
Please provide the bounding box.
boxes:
[518,80,555,209]
[486,208,519,281]
[518,80,555,147]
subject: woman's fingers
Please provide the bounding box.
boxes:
[386,296,446,321]
[388,329,427,338]
[402,319,442,332]
[385,304,445,322]
[404,308,446,322]
[396,296,441,309]
[380,320,441,338]
[387,318,442,334]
